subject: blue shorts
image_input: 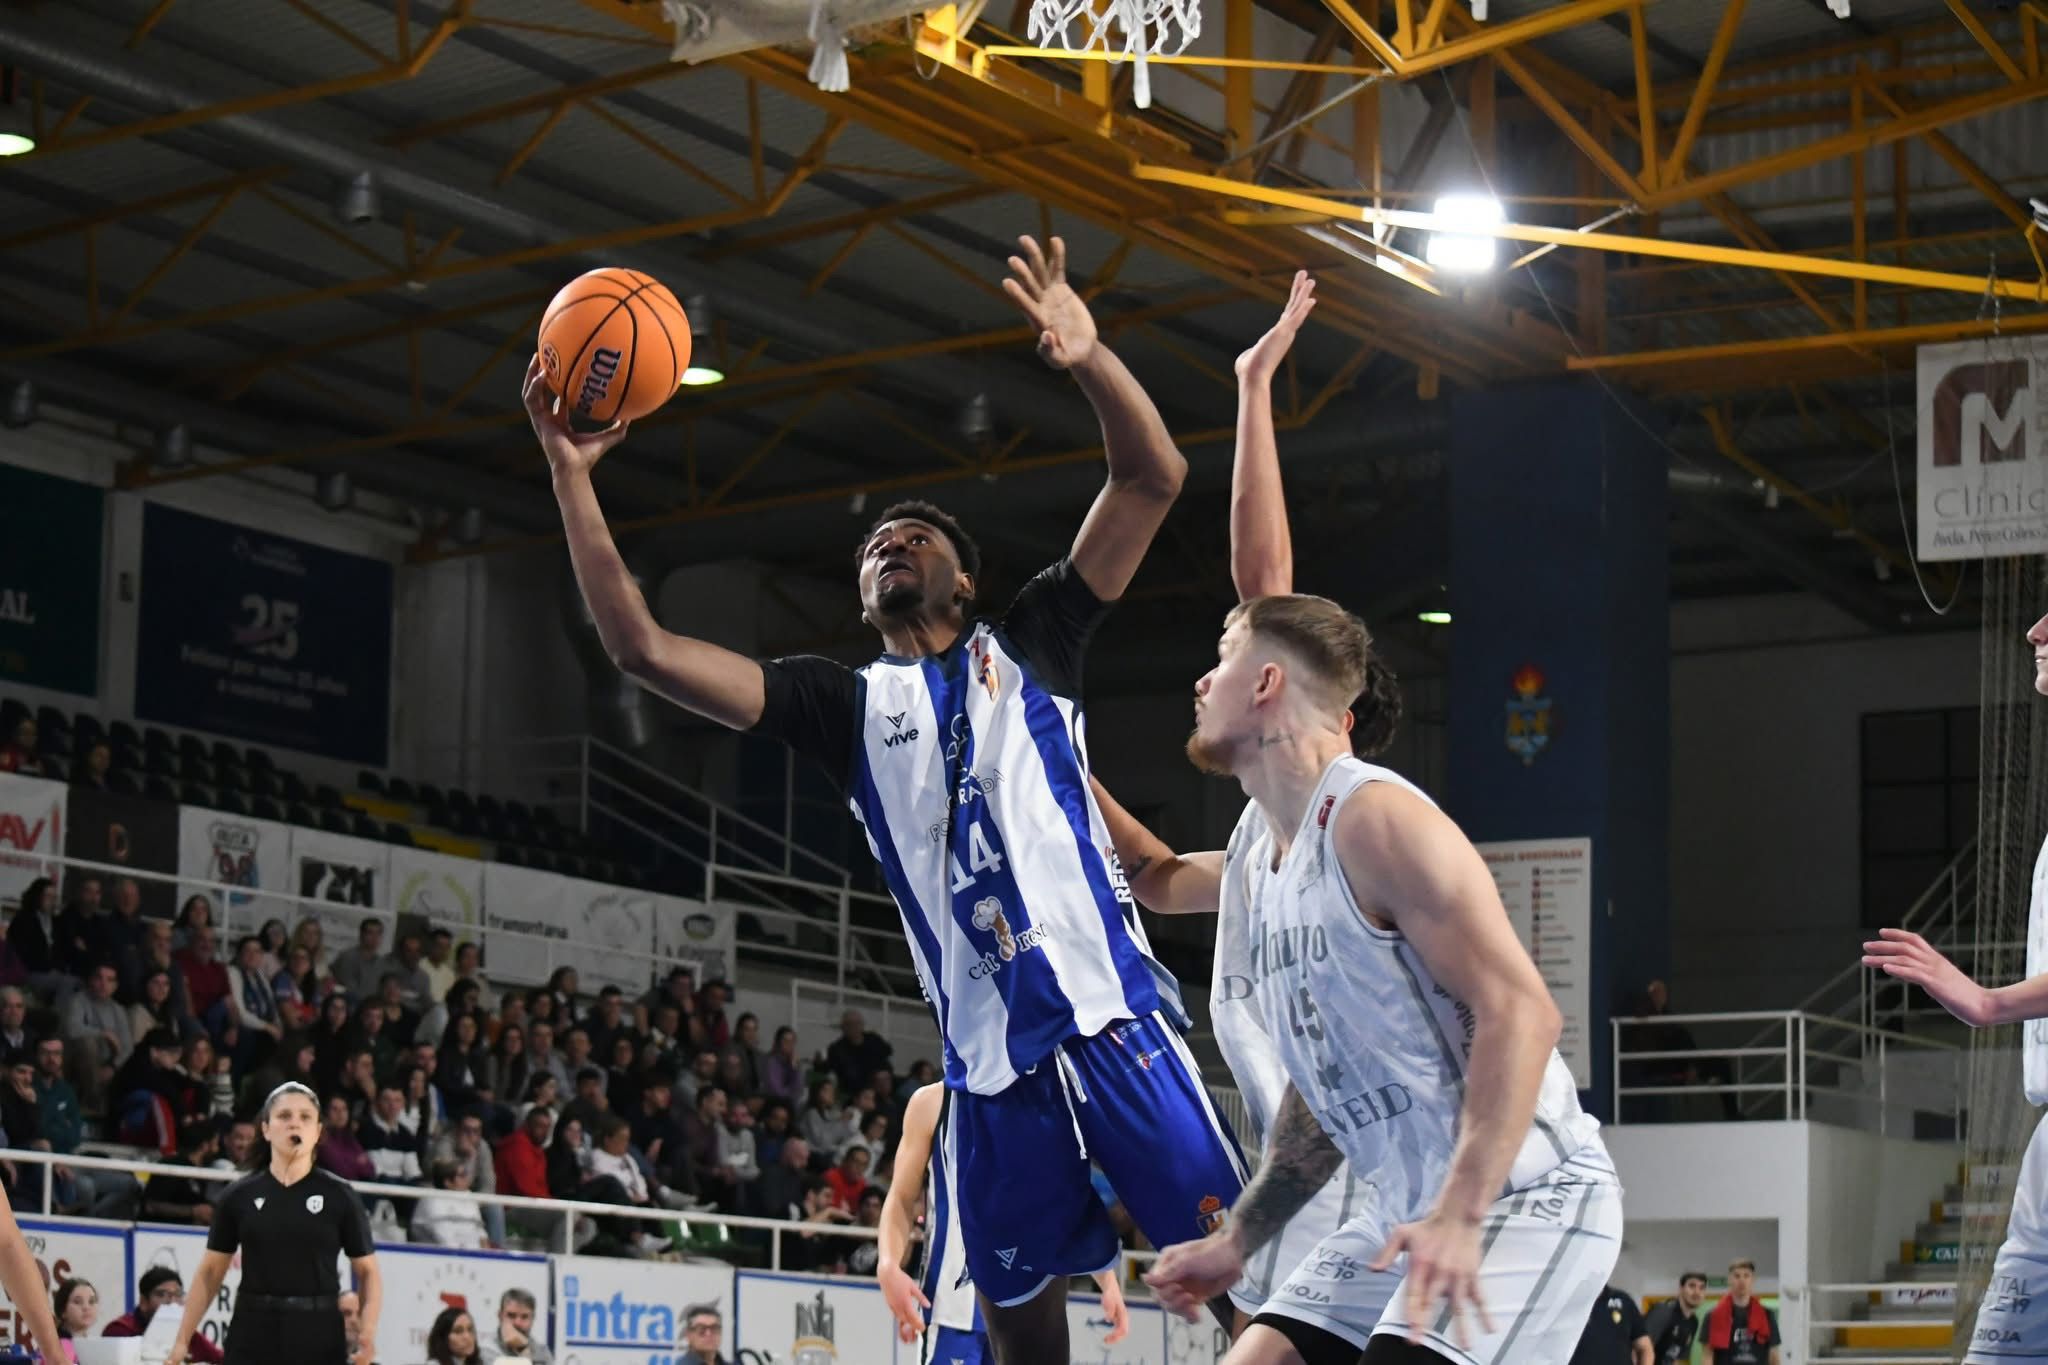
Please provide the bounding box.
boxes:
[922,1325,991,1364]
[949,1011,1248,1307]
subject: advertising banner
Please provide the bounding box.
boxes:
[733,1271,898,1365]
[482,862,570,987]
[134,501,393,763]
[551,1254,733,1362]
[0,1217,130,1354]
[1068,1292,1168,1365]
[289,828,392,948]
[388,844,484,939]
[1916,336,2048,560]
[558,877,658,995]
[374,1243,550,1364]
[0,463,103,696]
[177,805,294,932]
[1477,836,1593,1089]
[0,773,66,904]
[64,785,180,919]
[650,895,736,987]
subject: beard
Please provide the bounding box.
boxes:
[1184,726,1236,775]
[873,579,927,617]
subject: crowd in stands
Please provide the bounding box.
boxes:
[0,870,968,1273]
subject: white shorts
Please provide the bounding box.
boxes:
[1968,1111,2048,1362]
[1230,1167,1400,1340]
[1266,1141,1623,1365]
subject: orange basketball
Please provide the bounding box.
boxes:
[537,267,692,424]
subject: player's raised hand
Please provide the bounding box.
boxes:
[524,354,630,479]
[1002,235,1097,371]
[879,1260,930,1343]
[1235,270,1317,386]
[1095,1269,1131,1344]
[1863,927,1995,1027]
[1372,1213,1493,1350]
[1144,1231,1244,1322]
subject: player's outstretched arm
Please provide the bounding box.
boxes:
[527,357,768,730]
[0,1182,62,1355]
[1860,928,2030,1027]
[1090,1266,1130,1344]
[878,1084,941,1342]
[1144,1083,1340,1320]
[1230,270,1316,600]
[1002,235,1187,601]
[1089,776,1223,915]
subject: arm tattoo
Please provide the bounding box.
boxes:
[1125,854,1155,878]
[1229,1085,1341,1253]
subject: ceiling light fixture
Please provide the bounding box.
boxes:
[1424,194,1505,274]
[1417,609,1452,625]
[0,68,33,157]
[331,171,379,227]
[153,424,192,469]
[2,380,36,429]
[315,471,353,511]
[680,293,724,386]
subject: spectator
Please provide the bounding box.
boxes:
[141,1120,220,1224]
[857,1111,890,1171]
[1705,1260,1779,1365]
[54,1276,99,1352]
[423,929,458,1004]
[33,1034,139,1218]
[754,1099,793,1169]
[100,881,155,986]
[845,1187,886,1276]
[799,1078,856,1157]
[12,877,63,988]
[824,1010,892,1097]
[727,1013,764,1094]
[895,1059,937,1107]
[290,917,332,983]
[0,987,30,1054]
[494,1105,554,1201]
[492,1288,553,1364]
[436,1012,489,1111]
[413,1158,491,1249]
[385,932,433,1013]
[333,1045,377,1126]
[109,1028,192,1150]
[0,717,42,774]
[128,968,185,1046]
[55,875,103,978]
[0,1048,53,1210]
[375,971,421,1047]
[584,987,631,1062]
[329,918,388,1003]
[527,1020,568,1093]
[425,1305,485,1365]
[272,945,321,1030]
[544,1114,591,1201]
[316,1093,376,1182]
[516,1073,560,1127]
[483,1023,532,1116]
[223,934,284,1071]
[399,1060,447,1152]
[0,912,27,991]
[696,982,731,1051]
[718,1097,760,1214]
[100,1266,225,1362]
[756,1136,811,1224]
[676,1049,718,1112]
[350,999,399,1079]
[585,1114,673,1255]
[640,966,694,1019]
[559,1066,609,1140]
[173,925,229,1023]
[645,1003,685,1073]
[199,1035,235,1117]
[525,987,558,1032]
[433,1110,506,1248]
[63,962,133,1105]
[1646,1272,1710,1364]
[784,1177,853,1273]
[823,1141,871,1213]
[129,922,199,1036]
[213,1118,258,1172]
[713,1050,750,1107]
[628,1071,685,1188]
[361,1083,424,1184]
[488,989,524,1049]
[452,940,495,1014]
[419,978,482,1057]
[681,1085,736,1209]
[74,738,112,790]
[1569,1284,1651,1365]
[681,1304,731,1365]
[234,1034,315,1119]
[170,895,213,953]
[544,967,580,1026]
[604,1034,643,1117]
[558,1026,597,1094]
[310,990,354,1091]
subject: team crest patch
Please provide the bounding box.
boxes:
[306,1194,324,1214]
[1505,664,1553,766]
[1197,1194,1227,1235]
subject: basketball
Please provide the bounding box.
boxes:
[536,267,692,425]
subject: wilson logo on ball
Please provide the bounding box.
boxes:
[540,341,561,378]
[575,346,623,414]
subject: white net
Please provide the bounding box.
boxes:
[661,0,927,92]
[1956,553,2048,1360]
[1025,0,1201,108]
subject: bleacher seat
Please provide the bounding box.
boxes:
[281,772,311,804]
[107,770,142,796]
[534,806,561,828]
[39,729,71,759]
[143,727,172,754]
[505,799,533,823]
[358,771,385,795]
[113,742,143,772]
[245,747,274,773]
[177,734,206,763]
[179,756,212,785]
[287,802,316,828]
[349,811,381,840]
[416,783,445,808]
[476,795,504,821]
[246,770,280,799]
[40,756,67,783]
[448,809,482,839]
[383,822,413,846]
[73,714,103,744]
[35,705,68,736]
[447,790,476,817]
[213,790,250,817]
[109,721,140,748]
[386,777,416,803]
[144,776,176,802]
[317,808,349,835]
[500,847,527,868]
[0,700,28,730]
[210,740,241,769]
[144,749,177,780]
[179,782,212,807]
[251,796,284,822]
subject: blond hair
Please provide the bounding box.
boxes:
[1225,594,1403,755]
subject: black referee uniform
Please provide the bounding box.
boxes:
[208,1166,374,1364]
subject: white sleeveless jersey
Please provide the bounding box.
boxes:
[926,1091,981,1334]
[1225,755,1600,1221]
[1212,817,1383,1304]
[2024,833,2048,1105]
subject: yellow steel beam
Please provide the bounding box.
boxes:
[0,170,280,252]
[1647,72,2048,208]
[279,0,391,65]
[1393,0,1416,57]
[1569,309,2048,373]
[1132,164,2048,301]
[102,187,243,333]
[579,100,752,207]
[1226,0,1256,167]
[1860,77,2033,229]
[1629,1,1658,190]
[495,101,576,186]
[1703,407,1910,574]
[1663,0,1745,185]
[252,185,402,274]
[390,62,680,147]
[1944,0,2024,81]
[703,385,845,508]
[1417,0,1455,52]
[704,185,1003,258]
[1490,45,1647,203]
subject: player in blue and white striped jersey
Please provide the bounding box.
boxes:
[532,233,1246,1361]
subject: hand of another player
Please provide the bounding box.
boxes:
[1002,235,1097,371]
[1372,1212,1493,1349]
[523,354,630,478]
[352,1335,376,1365]
[1862,928,1995,1027]
[1143,1232,1244,1322]
[879,1261,930,1343]
[1097,1272,1130,1344]
[1235,270,1317,386]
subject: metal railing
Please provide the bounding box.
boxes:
[1611,1010,1963,1135]
[1788,1280,1959,1365]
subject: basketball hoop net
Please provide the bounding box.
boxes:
[1025,0,1201,109]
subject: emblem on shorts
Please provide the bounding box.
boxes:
[1197,1194,1228,1235]
[1505,664,1552,766]
[306,1195,324,1214]
[995,1247,1018,1269]
[972,896,1017,960]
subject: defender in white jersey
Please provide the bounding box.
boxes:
[1120,595,1621,1365]
[1864,606,2048,1364]
[532,235,1245,1361]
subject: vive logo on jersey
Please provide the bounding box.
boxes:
[1317,1082,1414,1138]
[881,710,921,749]
[1248,923,1329,983]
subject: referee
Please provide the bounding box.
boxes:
[165,1082,383,1365]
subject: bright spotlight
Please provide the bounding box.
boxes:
[680,366,725,387]
[1417,610,1452,625]
[1424,194,1505,274]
